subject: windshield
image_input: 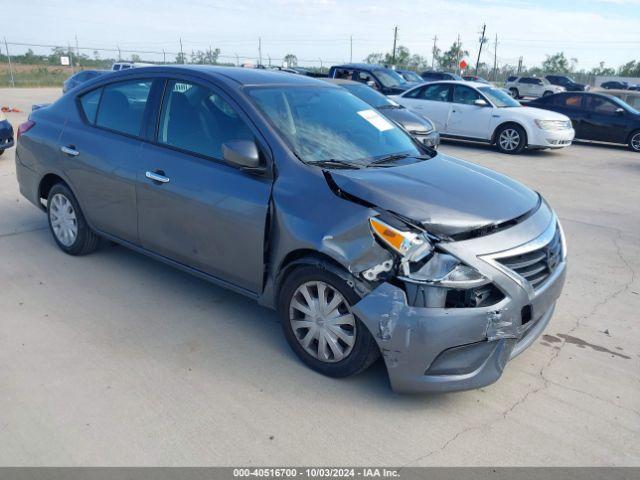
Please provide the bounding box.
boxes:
[478,86,521,108]
[343,83,398,108]
[399,70,422,82]
[248,86,422,166]
[373,69,406,88]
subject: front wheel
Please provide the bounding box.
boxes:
[278,266,379,378]
[495,124,527,154]
[509,88,519,99]
[629,131,640,152]
[47,183,100,255]
[543,90,553,97]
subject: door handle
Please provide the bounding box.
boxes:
[145,171,170,184]
[60,145,79,156]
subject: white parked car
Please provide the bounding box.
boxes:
[505,76,565,99]
[390,81,575,154]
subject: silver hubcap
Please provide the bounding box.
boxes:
[289,281,356,363]
[632,133,640,151]
[49,193,78,247]
[499,128,521,151]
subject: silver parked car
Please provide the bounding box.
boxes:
[15,66,566,393]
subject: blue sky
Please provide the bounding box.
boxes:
[6,0,640,69]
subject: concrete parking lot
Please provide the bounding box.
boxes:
[0,88,638,466]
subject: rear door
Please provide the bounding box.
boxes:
[447,85,493,139]
[60,77,158,243]
[548,94,588,137]
[399,83,452,131]
[135,78,272,294]
[583,96,629,143]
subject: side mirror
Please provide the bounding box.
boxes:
[473,98,488,107]
[222,140,263,171]
[615,108,625,115]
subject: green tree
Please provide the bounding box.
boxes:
[541,52,570,73]
[175,51,186,64]
[283,53,298,67]
[618,60,640,77]
[364,52,384,64]
[438,40,469,70]
[590,61,615,76]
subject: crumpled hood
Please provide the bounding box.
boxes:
[328,154,540,236]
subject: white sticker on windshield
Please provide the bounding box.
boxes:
[357,109,394,132]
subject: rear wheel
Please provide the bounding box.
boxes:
[509,88,519,99]
[629,131,640,152]
[543,90,553,96]
[278,266,379,378]
[495,124,527,154]
[47,183,100,255]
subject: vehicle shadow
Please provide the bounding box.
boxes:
[87,241,456,408]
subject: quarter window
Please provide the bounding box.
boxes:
[158,80,254,159]
[79,88,102,124]
[95,80,152,137]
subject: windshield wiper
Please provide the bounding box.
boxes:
[369,153,411,165]
[307,159,364,169]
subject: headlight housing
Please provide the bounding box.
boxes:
[400,252,489,288]
[535,119,572,130]
[369,216,432,275]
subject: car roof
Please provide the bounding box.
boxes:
[321,78,361,86]
[332,63,389,71]
[110,65,326,87]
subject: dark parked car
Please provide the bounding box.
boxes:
[0,112,14,155]
[323,78,439,148]
[62,70,109,93]
[15,66,567,393]
[463,75,490,84]
[394,69,423,83]
[328,63,413,95]
[545,75,587,92]
[421,71,463,82]
[600,80,640,91]
[528,92,640,152]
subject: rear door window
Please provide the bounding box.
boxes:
[79,88,103,124]
[553,94,583,109]
[418,83,451,102]
[95,80,153,137]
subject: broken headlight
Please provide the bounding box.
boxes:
[402,253,489,288]
[369,217,432,275]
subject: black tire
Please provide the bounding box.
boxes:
[495,123,527,154]
[629,130,640,153]
[543,90,553,96]
[278,265,379,378]
[46,183,100,255]
[0,149,4,156]
[509,88,519,99]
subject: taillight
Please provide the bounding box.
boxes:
[17,120,35,140]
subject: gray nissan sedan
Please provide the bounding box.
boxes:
[15,66,567,393]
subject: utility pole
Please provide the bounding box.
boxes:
[456,33,461,69]
[517,56,523,75]
[179,37,184,64]
[117,45,121,61]
[391,26,398,65]
[431,35,438,69]
[258,37,262,67]
[4,37,14,87]
[75,35,80,68]
[475,23,486,74]
[68,42,74,73]
[162,49,166,64]
[350,35,353,63]
[492,34,498,81]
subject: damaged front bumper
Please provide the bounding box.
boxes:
[352,204,567,393]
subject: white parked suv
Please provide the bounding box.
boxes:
[505,76,565,99]
[391,81,575,154]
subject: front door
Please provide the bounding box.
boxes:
[136,79,272,293]
[447,85,493,139]
[583,96,629,143]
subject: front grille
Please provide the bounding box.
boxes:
[496,227,562,290]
